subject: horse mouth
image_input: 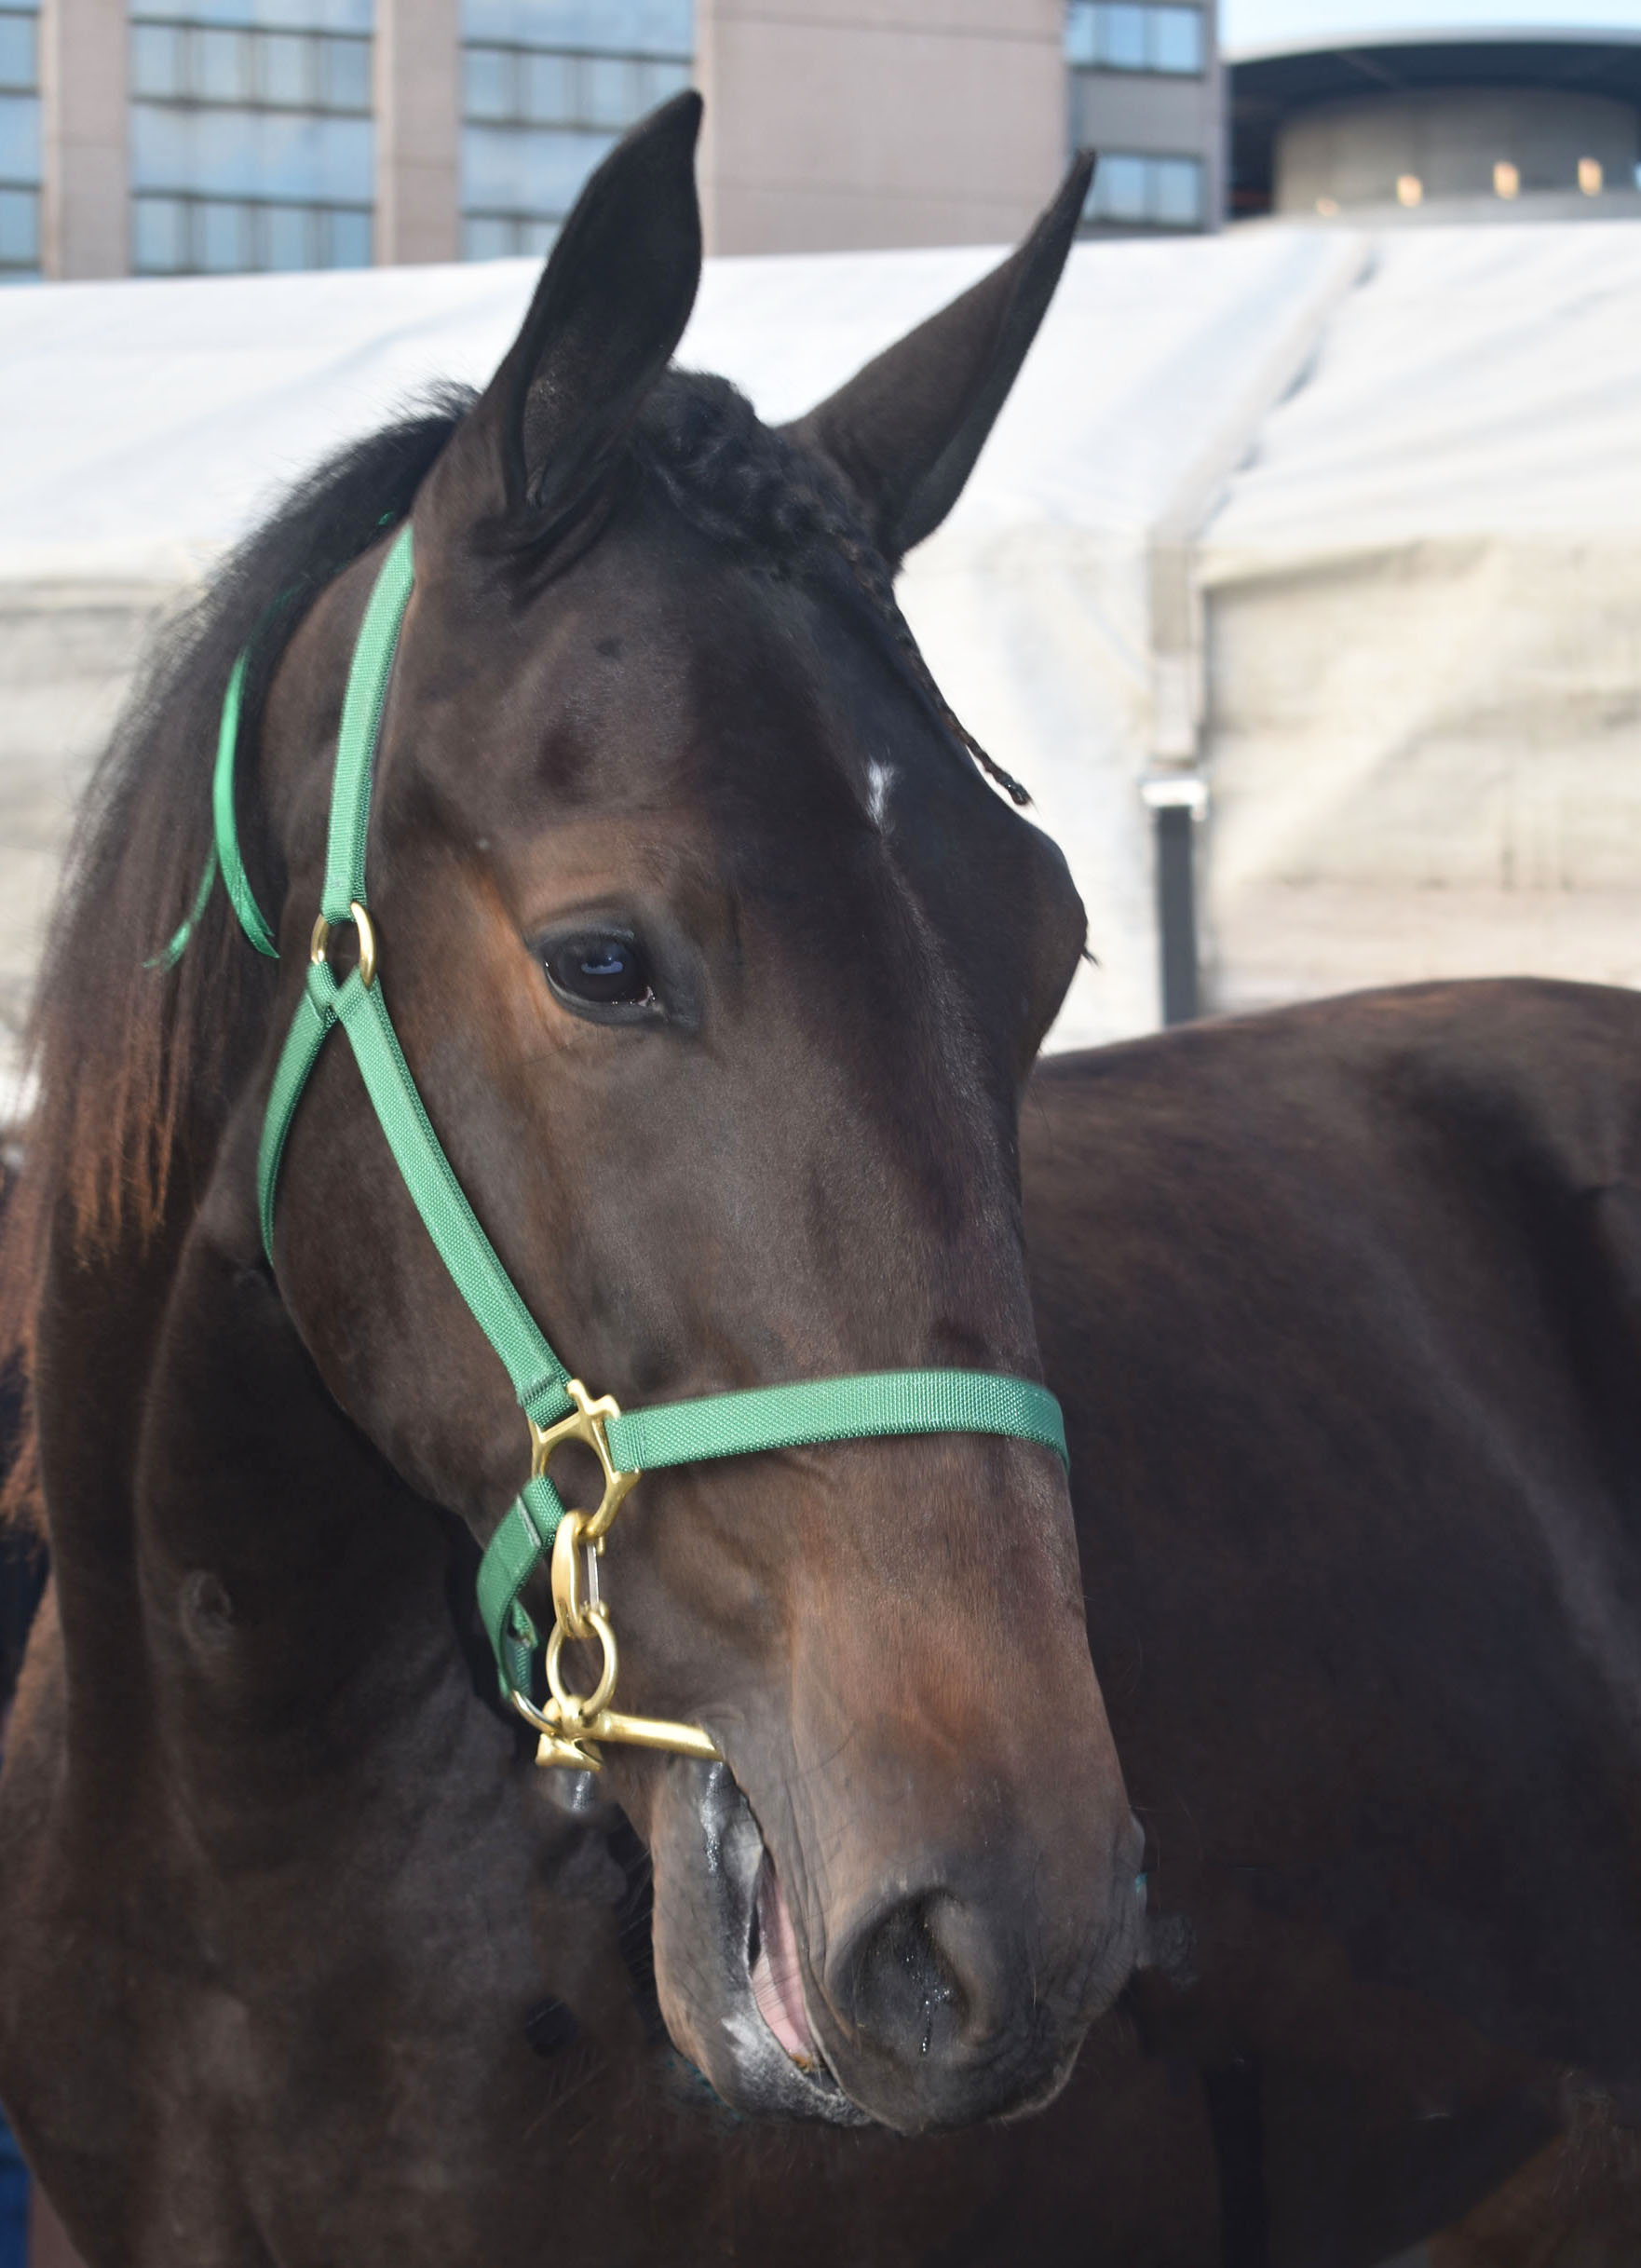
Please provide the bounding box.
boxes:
[652,1760,868,2124]
[735,1836,861,2117]
[748,1853,820,2069]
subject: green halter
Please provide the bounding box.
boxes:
[180,521,1068,1768]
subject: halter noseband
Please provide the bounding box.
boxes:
[170,523,1069,1771]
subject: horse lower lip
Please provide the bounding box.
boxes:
[749,1858,818,2068]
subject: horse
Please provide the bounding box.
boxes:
[1025,981,1641,2261]
[0,94,1145,2261]
[5,88,1641,2268]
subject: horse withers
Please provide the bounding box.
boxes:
[0,96,1143,2255]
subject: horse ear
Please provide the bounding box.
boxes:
[442,90,703,536]
[780,154,1093,565]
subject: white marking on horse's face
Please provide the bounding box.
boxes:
[866,760,895,830]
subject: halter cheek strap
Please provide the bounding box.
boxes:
[178,522,1070,1770]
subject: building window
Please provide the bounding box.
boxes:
[1083,151,1204,229]
[0,0,39,278]
[131,22,371,113]
[132,193,369,270]
[460,0,691,260]
[1066,3,1203,76]
[130,0,373,276]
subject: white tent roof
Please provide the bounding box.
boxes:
[1,217,1637,1111]
[0,229,1349,585]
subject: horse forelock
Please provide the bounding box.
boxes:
[633,372,1029,807]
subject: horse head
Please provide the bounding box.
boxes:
[196,95,1139,2136]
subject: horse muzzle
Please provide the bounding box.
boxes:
[644,1759,1146,2134]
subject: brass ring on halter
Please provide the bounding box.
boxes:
[546,1604,619,1727]
[308,902,377,989]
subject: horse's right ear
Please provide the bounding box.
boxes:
[433,90,703,542]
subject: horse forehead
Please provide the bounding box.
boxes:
[405,566,913,844]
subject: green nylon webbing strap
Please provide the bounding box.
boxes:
[324,523,414,923]
[258,521,571,1429]
[476,1472,563,1701]
[213,652,279,957]
[258,957,576,1430]
[473,1370,1066,1704]
[152,843,219,971]
[257,978,330,1259]
[239,523,1071,1713]
[605,1371,1065,1473]
[256,956,574,1698]
[155,648,279,966]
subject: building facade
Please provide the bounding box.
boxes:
[8,0,1221,280]
[1069,0,1223,234]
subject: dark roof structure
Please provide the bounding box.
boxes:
[1227,27,1641,215]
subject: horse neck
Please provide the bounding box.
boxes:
[31,1101,477,1843]
[14,1113,644,2258]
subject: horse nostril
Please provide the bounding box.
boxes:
[820,1860,1133,2127]
[845,1890,1001,2062]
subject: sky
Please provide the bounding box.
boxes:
[1222,0,1641,50]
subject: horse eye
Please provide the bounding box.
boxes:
[544,933,655,1009]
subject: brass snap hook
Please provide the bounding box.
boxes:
[516,1379,720,1772]
[550,1508,601,1641]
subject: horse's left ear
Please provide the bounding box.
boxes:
[781,153,1093,566]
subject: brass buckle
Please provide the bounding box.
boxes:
[515,1380,719,1772]
[526,1378,637,1543]
[310,901,378,989]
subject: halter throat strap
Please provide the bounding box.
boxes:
[200,523,1069,1741]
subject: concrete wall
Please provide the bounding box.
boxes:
[695,0,1065,253]
[374,0,461,264]
[37,0,127,278]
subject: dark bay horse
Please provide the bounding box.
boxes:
[1030,980,1641,2262]
[0,95,1144,2261]
[4,89,1641,2268]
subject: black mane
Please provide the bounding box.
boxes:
[0,393,466,1525]
[640,369,875,573]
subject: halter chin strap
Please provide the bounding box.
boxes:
[178,521,1069,1770]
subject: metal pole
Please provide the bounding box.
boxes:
[1140,772,1207,1026]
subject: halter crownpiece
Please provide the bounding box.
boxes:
[177,521,1069,1771]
